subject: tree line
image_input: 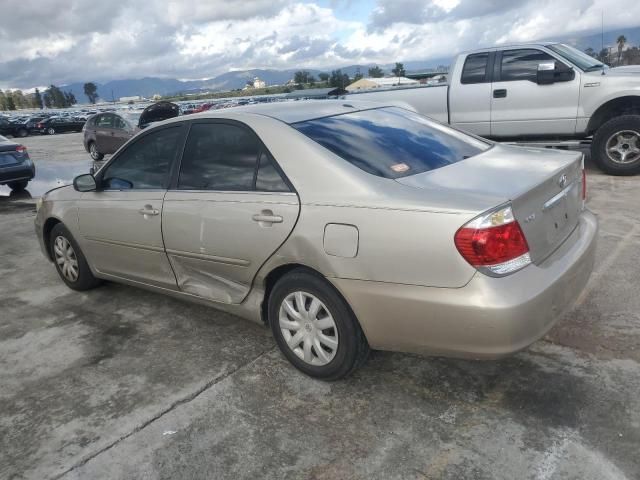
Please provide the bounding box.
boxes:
[291,62,407,89]
[0,85,77,110]
[585,35,640,66]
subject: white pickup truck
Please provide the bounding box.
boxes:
[349,42,640,175]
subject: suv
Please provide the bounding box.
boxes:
[83,102,179,160]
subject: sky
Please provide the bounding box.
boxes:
[1,0,639,90]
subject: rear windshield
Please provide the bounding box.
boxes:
[292,107,489,178]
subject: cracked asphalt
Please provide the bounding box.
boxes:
[1,133,639,480]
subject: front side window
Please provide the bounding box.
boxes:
[113,116,127,129]
[500,49,555,82]
[292,107,489,179]
[178,123,260,191]
[461,53,489,84]
[102,126,182,189]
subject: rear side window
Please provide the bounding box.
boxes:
[256,151,289,192]
[178,123,260,191]
[292,107,489,179]
[461,53,489,84]
[500,49,555,82]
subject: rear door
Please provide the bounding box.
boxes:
[77,123,186,288]
[449,52,493,137]
[490,48,580,137]
[162,120,300,304]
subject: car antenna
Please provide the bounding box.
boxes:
[601,11,606,76]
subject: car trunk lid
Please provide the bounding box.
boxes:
[396,144,583,264]
[0,141,25,167]
[138,101,179,129]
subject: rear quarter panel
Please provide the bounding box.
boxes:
[267,203,477,288]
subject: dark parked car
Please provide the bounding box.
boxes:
[0,135,35,191]
[35,116,86,135]
[0,116,47,137]
[83,102,179,160]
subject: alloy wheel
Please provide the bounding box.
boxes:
[606,130,640,164]
[279,291,339,366]
[53,235,79,282]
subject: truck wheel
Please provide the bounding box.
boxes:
[591,115,640,175]
[89,142,104,161]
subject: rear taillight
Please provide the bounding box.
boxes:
[15,145,27,153]
[454,205,531,276]
[37,123,43,128]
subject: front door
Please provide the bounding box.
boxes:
[94,114,117,153]
[490,48,580,137]
[162,121,300,304]
[77,123,186,288]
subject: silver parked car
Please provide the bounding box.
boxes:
[35,101,597,379]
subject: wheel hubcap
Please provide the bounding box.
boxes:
[606,130,640,164]
[279,291,338,366]
[53,236,79,282]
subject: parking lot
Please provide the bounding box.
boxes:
[1,133,639,479]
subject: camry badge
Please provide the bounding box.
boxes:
[558,174,568,188]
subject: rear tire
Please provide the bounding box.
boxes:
[89,142,104,161]
[49,223,102,291]
[17,128,28,138]
[7,180,28,191]
[591,115,640,175]
[47,127,56,135]
[268,269,370,380]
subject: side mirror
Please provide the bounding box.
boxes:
[536,62,556,84]
[73,174,97,192]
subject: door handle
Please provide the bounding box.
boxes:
[493,89,507,98]
[139,205,159,217]
[252,211,283,224]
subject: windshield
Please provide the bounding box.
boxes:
[292,107,490,179]
[547,43,605,71]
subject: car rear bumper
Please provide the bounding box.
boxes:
[331,209,598,359]
[0,162,35,184]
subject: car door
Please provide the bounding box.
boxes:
[490,48,580,138]
[95,113,121,153]
[77,123,186,288]
[162,120,300,304]
[449,51,493,137]
[112,115,135,151]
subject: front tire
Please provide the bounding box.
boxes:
[49,223,102,291]
[268,269,369,380]
[591,115,640,175]
[7,180,28,191]
[89,142,104,161]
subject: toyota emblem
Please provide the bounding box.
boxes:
[558,174,568,188]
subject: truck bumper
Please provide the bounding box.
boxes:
[331,210,598,359]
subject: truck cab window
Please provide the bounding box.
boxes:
[500,49,555,82]
[461,53,489,84]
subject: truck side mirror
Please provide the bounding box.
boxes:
[536,62,556,85]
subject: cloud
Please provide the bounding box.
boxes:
[1,0,640,90]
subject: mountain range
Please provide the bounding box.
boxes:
[59,26,640,103]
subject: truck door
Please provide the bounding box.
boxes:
[490,48,580,138]
[449,52,492,137]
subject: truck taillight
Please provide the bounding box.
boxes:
[454,205,531,276]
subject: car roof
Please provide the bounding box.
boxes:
[180,99,395,125]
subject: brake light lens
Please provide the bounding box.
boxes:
[454,205,531,276]
[37,123,43,128]
[15,145,27,153]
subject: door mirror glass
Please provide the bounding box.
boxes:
[536,61,575,84]
[73,174,97,192]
